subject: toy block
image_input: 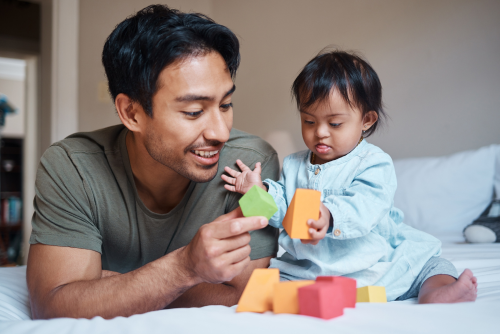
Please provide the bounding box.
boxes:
[239,185,278,220]
[236,268,280,313]
[356,286,387,303]
[282,188,321,239]
[316,276,357,308]
[298,282,345,319]
[272,280,315,314]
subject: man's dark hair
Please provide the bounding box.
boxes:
[102,4,240,117]
[292,49,386,137]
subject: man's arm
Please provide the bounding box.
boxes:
[27,208,268,319]
[166,256,271,308]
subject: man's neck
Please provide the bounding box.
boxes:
[126,131,191,214]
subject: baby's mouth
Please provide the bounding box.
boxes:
[315,144,331,154]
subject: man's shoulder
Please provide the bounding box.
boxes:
[225,129,276,160]
[48,124,125,157]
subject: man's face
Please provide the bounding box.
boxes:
[142,52,235,183]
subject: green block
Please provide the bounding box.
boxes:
[239,185,278,220]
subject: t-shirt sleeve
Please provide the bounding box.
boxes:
[225,152,280,260]
[29,145,102,253]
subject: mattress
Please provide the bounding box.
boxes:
[1,236,499,334]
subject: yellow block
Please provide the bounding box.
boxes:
[356,286,387,303]
[273,280,315,314]
[282,189,321,239]
[236,268,280,313]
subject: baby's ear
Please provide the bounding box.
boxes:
[363,110,378,130]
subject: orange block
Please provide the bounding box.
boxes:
[282,189,321,239]
[273,280,315,314]
[236,268,280,313]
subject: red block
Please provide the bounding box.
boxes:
[316,276,357,308]
[298,283,344,320]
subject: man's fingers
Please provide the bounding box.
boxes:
[222,244,252,265]
[224,166,241,178]
[236,159,251,172]
[213,206,243,222]
[212,216,268,239]
[219,232,252,253]
[221,174,236,185]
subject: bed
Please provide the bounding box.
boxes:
[1,144,499,333]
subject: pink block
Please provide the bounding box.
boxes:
[316,276,357,308]
[298,283,344,320]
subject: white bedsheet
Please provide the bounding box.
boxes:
[1,238,499,334]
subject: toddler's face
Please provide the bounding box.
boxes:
[300,90,376,164]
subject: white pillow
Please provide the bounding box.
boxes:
[393,145,499,235]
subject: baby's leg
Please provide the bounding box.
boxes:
[418,269,477,304]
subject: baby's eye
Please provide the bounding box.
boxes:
[183,111,203,117]
[330,123,341,128]
[304,120,314,125]
[220,103,233,111]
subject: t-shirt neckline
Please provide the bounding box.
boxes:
[118,128,196,220]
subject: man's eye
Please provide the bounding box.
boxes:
[220,103,233,110]
[183,111,203,117]
[330,123,341,128]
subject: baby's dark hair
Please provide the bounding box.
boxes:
[292,49,386,137]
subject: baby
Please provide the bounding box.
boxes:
[223,50,477,303]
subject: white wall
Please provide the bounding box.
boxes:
[78,0,500,159]
[0,57,26,138]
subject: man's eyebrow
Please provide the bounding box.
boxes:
[175,84,236,103]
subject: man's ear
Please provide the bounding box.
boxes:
[363,110,378,131]
[115,93,146,132]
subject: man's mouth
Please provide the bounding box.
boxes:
[191,150,219,158]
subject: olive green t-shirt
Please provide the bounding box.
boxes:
[30,125,280,273]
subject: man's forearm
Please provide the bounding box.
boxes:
[166,282,240,308]
[32,248,199,319]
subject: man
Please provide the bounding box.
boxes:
[27,5,279,319]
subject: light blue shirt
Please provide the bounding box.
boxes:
[264,140,442,301]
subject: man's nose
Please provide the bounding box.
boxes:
[203,109,231,143]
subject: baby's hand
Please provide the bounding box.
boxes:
[222,159,265,194]
[301,203,330,245]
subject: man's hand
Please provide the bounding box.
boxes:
[181,206,268,284]
[222,159,265,194]
[301,202,330,245]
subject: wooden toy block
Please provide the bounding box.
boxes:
[273,280,315,314]
[239,185,278,220]
[298,282,345,319]
[356,286,387,303]
[236,268,280,313]
[282,188,321,239]
[316,276,357,308]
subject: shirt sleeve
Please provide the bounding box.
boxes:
[323,152,397,240]
[263,157,290,229]
[29,145,102,253]
[225,152,280,260]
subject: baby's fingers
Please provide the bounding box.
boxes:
[224,184,237,192]
[307,218,327,230]
[221,174,236,185]
[253,162,262,175]
[236,159,251,172]
[224,166,242,178]
[308,227,326,241]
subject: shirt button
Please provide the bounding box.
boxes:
[334,229,341,236]
[315,168,320,175]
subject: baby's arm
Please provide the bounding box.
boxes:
[323,152,397,240]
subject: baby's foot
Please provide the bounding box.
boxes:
[419,269,478,304]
